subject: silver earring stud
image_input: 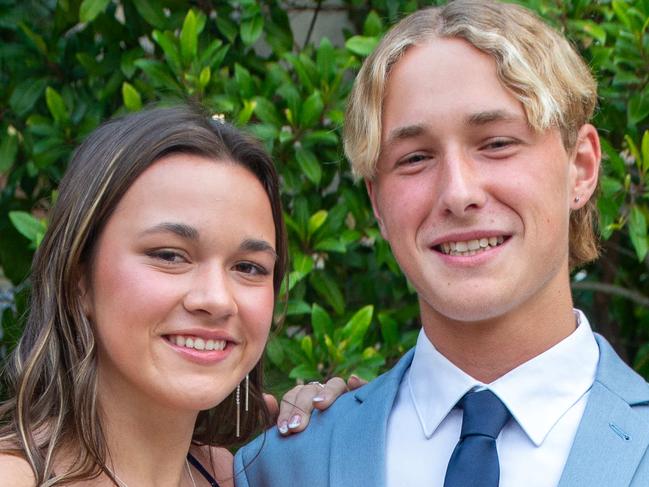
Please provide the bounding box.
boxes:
[574,195,580,203]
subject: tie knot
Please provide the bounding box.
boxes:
[459,390,510,440]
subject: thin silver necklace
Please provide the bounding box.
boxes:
[106,458,197,487]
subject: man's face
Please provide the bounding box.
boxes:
[367,37,598,327]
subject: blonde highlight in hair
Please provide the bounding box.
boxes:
[0,105,287,485]
[344,0,599,267]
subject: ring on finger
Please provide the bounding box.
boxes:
[308,381,326,389]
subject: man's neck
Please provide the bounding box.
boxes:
[420,280,577,383]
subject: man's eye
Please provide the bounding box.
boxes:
[398,153,430,165]
[483,138,516,150]
[234,261,269,276]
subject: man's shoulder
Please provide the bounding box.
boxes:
[234,349,415,484]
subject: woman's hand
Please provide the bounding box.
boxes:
[275,375,367,435]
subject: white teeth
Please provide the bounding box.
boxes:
[438,236,506,256]
[169,335,226,352]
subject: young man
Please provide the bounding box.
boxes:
[235,1,649,485]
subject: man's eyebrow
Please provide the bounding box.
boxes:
[240,238,277,260]
[140,222,199,240]
[384,124,427,146]
[466,110,523,126]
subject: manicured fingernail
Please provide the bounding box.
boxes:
[312,395,324,402]
[278,421,289,434]
[288,415,301,428]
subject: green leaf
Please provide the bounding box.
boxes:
[642,130,649,173]
[300,91,324,128]
[241,15,264,46]
[79,0,110,22]
[134,59,181,91]
[18,23,47,55]
[216,15,238,43]
[295,146,322,185]
[132,0,167,28]
[0,127,18,173]
[363,10,384,36]
[9,78,47,117]
[612,0,632,28]
[289,363,319,380]
[345,35,379,57]
[378,312,399,348]
[45,87,70,125]
[237,99,256,125]
[253,97,282,126]
[341,305,374,352]
[629,206,648,261]
[198,67,211,89]
[311,304,333,346]
[308,210,328,237]
[316,38,335,83]
[310,271,344,315]
[9,211,47,246]
[180,10,198,65]
[628,87,649,125]
[265,337,285,367]
[152,30,182,75]
[300,335,314,361]
[292,251,314,275]
[314,238,346,253]
[122,82,142,111]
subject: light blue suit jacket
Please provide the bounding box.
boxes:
[235,335,649,486]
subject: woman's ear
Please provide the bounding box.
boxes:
[569,124,601,209]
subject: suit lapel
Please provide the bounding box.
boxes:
[329,350,415,487]
[558,335,649,486]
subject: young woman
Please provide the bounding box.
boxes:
[0,105,288,487]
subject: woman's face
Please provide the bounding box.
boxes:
[84,153,276,413]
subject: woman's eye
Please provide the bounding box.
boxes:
[234,261,269,276]
[147,249,187,264]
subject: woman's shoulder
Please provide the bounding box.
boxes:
[191,445,233,487]
[0,452,35,487]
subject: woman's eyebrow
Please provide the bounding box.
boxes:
[240,238,277,260]
[139,222,199,240]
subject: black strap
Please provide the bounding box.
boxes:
[187,452,220,487]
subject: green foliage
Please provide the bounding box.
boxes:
[0,0,648,398]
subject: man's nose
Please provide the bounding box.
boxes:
[437,151,487,217]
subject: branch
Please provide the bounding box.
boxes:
[572,281,649,308]
[303,0,323,48]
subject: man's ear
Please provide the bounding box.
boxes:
[570,124,601,209]
[365,178,388,239]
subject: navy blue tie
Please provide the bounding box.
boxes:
[443,390,511,487]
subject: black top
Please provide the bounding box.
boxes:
[187,452,221,487]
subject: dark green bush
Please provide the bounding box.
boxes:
[1,0,648,396]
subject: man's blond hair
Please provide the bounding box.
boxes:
[344,0,599,268]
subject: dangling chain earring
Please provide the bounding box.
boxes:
[236,374,250,438]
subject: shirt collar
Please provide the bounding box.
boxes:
[407,309,599,446]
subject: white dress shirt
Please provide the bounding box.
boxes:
[385,310,599,487]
